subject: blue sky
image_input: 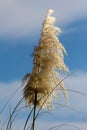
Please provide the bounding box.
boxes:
[0,0,87,130]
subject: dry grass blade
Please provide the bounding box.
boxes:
[6,97,24,130]
[48,123,82,130]
[23,107,34,130]
[0,86,22,114]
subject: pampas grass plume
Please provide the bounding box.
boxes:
[23,9,69,110]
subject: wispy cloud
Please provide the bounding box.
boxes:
[65,71,87,112]
[0,81,22,109]
[36,122,87,130]
[0,0,87,37]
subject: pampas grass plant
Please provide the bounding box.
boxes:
[0,9,72,130]
[1,9,87,130]
[22,9,69,130]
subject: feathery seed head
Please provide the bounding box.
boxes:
[47,9,54,15]
[23,9,69,109]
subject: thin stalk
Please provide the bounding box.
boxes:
[9,106,12,130]
[32,92,37,130]
[6,97,24,130]
[23,107,34,130]
[0,86,21,114]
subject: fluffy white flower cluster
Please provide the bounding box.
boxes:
[23,9,69,109]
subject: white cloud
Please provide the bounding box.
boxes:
[57,71,87,120]
[1,119,87,130]
[0,81,23,115]
[0,81,21,101]
[0,71,87,129]
[27,121,87,130]
[36,122,87,130]
[0,0,87,37]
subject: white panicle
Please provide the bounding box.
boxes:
[23,9,69,109]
